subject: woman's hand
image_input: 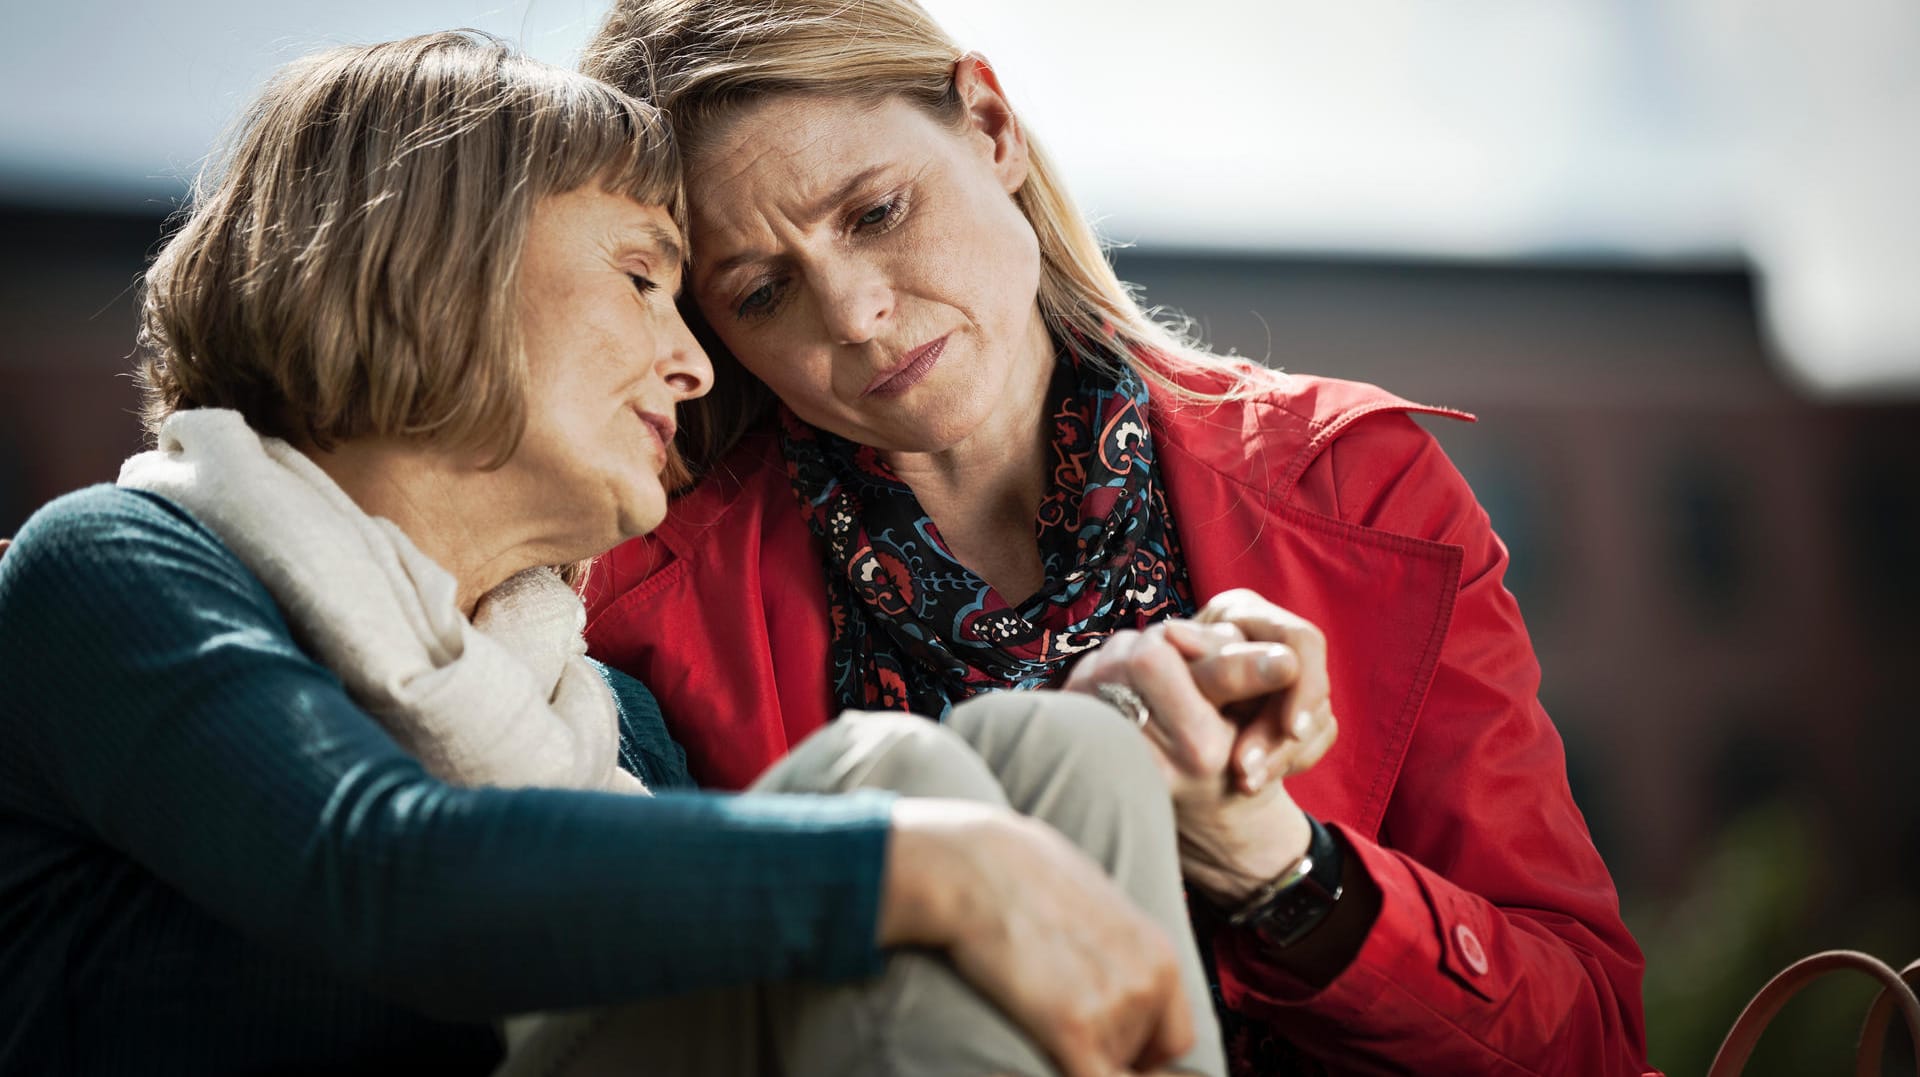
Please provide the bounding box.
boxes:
[1062,611,1336,908]
[1190,589,1338,795]
[880,798,1195,1077]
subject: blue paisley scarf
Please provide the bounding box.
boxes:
[780,344,1195,719]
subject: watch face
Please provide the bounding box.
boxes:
[1252,878,1338,947]
[1244,817,1345,947]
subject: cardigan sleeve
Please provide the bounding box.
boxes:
[1213,414,1655,1076]
[0,486,891,1019]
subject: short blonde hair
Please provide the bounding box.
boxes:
[139,30,680,465]
[582,0,1249,478]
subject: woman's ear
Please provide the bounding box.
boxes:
[953,52,1030,195]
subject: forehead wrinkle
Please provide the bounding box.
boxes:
[687,142,792,290]
[688,99,898,289]
[596,210,685,273]
[691,198,784,293]
[690,99,843,204]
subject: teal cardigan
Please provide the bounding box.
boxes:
[0,486,893,1074]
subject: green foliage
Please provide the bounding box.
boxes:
[1630,803,1918,1076]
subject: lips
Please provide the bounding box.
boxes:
[632,406,676,456]
[863,335,947,398]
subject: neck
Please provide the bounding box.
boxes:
[304,439,555,617]
[883,311,1054,505]
[878,309,1057,599]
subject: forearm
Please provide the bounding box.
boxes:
[93,720,894,1017]
[313,775,890,1014]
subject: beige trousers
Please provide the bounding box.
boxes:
[497,691,1226,1077]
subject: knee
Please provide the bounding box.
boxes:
[785,711,1002,800]
[836,710,974,773]
[950,690,1168,795]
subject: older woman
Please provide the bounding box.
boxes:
[0,31,1238,1077]
[579,3,1655,1074]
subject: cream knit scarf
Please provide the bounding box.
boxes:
[118,409,645,795]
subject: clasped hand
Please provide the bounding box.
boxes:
[1064,590,1338,908]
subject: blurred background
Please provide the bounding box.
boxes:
[3,1,1917,1071]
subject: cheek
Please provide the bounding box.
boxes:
[988,200,1043,300]
[516,393,594,469]
[521,362,636,466]
[925,189,1040,327]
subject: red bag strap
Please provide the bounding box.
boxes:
[1706,950,1920,1077]
[1854,958,1920,1077]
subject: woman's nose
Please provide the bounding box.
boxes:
[659,308,714,401]
[814,259,892,345]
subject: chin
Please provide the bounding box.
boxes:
[617,493,670,542]
[843,394,986,452]
[622,515,667,544]
[905,405,992,451]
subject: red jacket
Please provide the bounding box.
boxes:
[585,361,1654,1075]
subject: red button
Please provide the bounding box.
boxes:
[1454,924,1489,975]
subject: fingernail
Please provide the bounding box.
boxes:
[1290,710,1314,739]
[1258,644,1291,678]
[1240,744,1265,784]
[1204,621,1240,638]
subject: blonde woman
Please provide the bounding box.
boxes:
[0,32,1244,1077]
[579,3,1655,1075]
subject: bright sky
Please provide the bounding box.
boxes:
[0,0,1739,258]
[3,1,1915,391]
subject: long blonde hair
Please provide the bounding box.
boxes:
[140,31,681,468]
[581,0,1253,477]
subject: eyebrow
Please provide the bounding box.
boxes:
[640,223,685,270]
[702,165,891,287]
[805,165,889,224]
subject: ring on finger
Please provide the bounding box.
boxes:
[1094,682,1152,730]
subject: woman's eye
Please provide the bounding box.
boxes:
[852,194,908,235]
[737,281,777,318]
[628,273,658,295]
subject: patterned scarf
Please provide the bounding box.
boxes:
[786,349,1310,1077]
[780,344,1195,718]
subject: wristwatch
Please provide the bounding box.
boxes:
[1226,812,1345,947]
